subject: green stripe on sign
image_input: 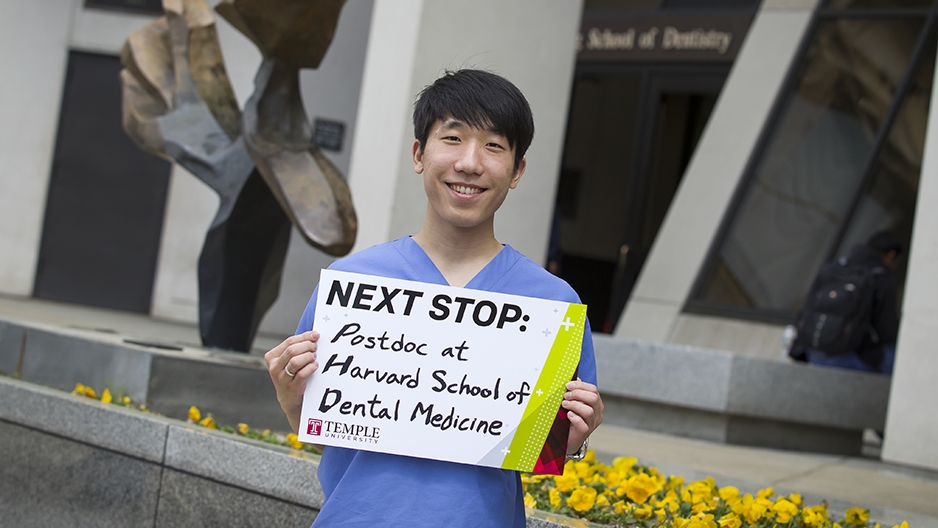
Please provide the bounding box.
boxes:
[500,304,586,471]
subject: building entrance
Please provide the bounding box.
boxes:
[552,67,727,332]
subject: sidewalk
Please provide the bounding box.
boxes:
[591,422,938,527]
[2,293,936,527]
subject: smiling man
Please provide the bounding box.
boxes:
[264,69,603,527]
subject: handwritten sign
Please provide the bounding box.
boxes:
[298,270,587,474]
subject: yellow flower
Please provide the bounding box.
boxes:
[612,456,638,472]
[789,492,803,506]
[684,480,716,505]
[757,487,774,499]
[621,473,662,504]
[121,396,132,405]
[596,493,611,508]
[603,469,624,488]
[549,488,562,509]
[719,486,740,501]
[656,508,668,522]
[674,518,690,528]
[199,414,217,429]
[686,513,718,528]
[524,492,536,509]
[634,503,654,519]
[659,491,680,513]
[521,473,548,486]
[237,423,249,435]
[100,388,112,404]
[892,522,909,528]
[731,493,753,517]
[803,505,829,527]
[286,433,303,450]
[746,498,772,524]
[718,513,742,528]
[774,498,799,524]
[667,475,686,490]
[261,429,271,438]
[574,461,594,480]
[554,473,580,493]
[73,383,97,399]
[188,406,201,422]
[846,508,870,526]
[613,500,628,515]
[568,486,597,512]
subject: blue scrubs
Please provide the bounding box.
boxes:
[296,236,596,528]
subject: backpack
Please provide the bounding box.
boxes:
[794,257,882,356]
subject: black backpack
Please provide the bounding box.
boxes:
[794,257,882,355]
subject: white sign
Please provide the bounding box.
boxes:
[298,270,587,474]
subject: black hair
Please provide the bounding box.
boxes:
[867,230,903,256]
[413,69,534,170]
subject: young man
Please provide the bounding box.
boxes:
[265,69,603,527]
[803,231,902,374]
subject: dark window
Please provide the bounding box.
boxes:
[826,0,932,10]
[34,51,172,313]
[84,0,163,15]
[688,5,938,322]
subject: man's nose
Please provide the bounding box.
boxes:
[454,143,484,175]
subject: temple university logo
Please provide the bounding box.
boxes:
[307,418,322,436]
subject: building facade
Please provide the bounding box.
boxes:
[1,0,935,470]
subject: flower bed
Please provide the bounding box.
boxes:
[522,450,908,528]
[68,380,909,528]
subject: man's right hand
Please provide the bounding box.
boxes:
[264,330,320,433]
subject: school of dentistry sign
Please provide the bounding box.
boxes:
[298,270,587,474]
[577,13,753,63]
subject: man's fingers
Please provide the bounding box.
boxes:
[562,399,595,421]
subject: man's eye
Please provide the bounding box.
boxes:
[443,136,460,141]
[487,142,505,150]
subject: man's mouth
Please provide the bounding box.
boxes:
[448,184,484,195]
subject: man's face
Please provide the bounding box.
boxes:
[412,118,526,231]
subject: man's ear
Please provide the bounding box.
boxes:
[509,158,526,189]
[412,140,424,173]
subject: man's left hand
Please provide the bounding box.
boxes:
[562,378,604,455]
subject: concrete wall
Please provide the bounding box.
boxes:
[881,42,938,472]
[0,0,78,295]
[349,0,583,265]
[614,0,819,360]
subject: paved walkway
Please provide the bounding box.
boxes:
[2,293,936,527]
[591,423,938,527]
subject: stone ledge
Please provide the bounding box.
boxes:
[0,316,287,430]
[164,424,323,508]
[0,375,323,509]
[0,376,168,463]
[0,375,596,527]
[593,334,891,454]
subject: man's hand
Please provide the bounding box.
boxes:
[562,378,604,456]
[264,330,320,434]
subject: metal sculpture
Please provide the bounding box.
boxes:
[120,0,356,352]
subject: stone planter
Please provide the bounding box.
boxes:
[0,376,598,527]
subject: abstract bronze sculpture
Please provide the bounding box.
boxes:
[120,0,356,352]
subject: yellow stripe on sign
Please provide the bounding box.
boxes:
[501,303,586,471]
